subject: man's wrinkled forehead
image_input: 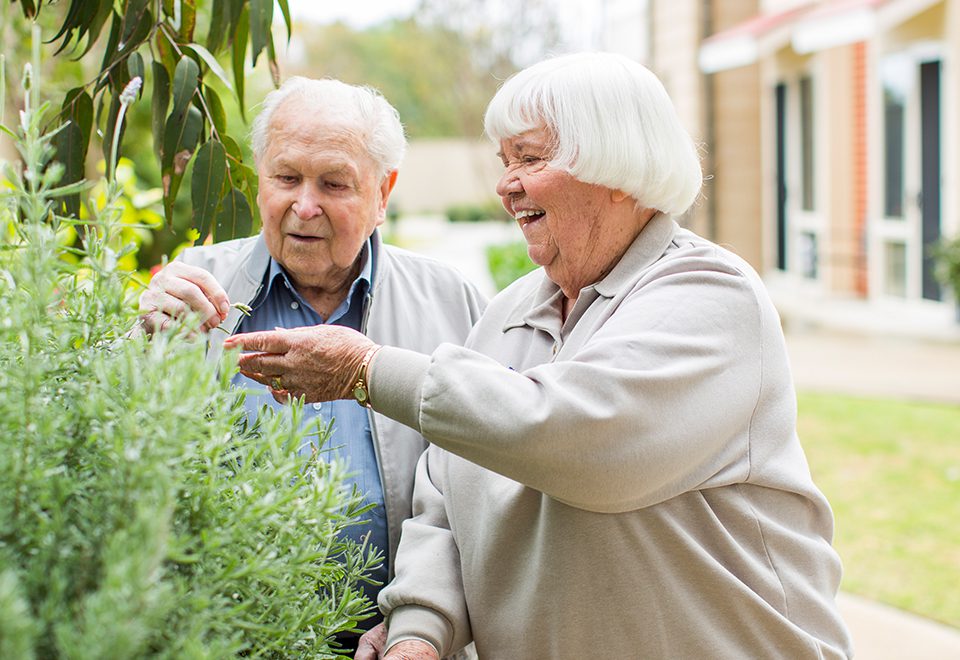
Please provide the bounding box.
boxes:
[270,103,370,153]
[271,96,366,140]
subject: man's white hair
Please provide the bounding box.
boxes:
[484,52,702,216]
[251,77,407,177]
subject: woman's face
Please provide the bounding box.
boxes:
[496,125,648,298]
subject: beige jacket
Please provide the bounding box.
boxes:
[178,230,486,567]
[372,214,853,658]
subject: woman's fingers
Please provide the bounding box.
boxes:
[225,330,292,355]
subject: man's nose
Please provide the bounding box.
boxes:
[495,167,522,197]
[292,187,323,219]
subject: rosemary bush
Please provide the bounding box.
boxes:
[0,72,379,659]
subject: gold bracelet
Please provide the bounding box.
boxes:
[351,344,381,408]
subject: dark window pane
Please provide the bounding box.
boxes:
[883,88,905,218]
[799,76,815,211]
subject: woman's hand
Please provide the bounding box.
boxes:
[383,640,440,660]
[223,325,375,403]
[353,625,439,660]
[354,623,388,659]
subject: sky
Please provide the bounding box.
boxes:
[286,0,421,29]
[284,0,606,51]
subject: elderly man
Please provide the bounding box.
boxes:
[139,77,485,652]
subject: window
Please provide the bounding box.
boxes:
[883,241,907,297]
[799,76,815,211]
[882,60,908,219]
[799,231,818,279]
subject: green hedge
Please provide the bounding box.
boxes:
[486,241,539,291]
[445,199,512,223]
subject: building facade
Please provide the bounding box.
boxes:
[598,0,959,334]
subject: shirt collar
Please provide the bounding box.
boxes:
[503,212,678,331]
[259,239,374,312]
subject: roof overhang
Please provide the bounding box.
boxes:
[793,0,884,53]
[699,5,813,73]
[700,0,944,73]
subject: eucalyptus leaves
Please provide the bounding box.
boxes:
[19,0,292,243]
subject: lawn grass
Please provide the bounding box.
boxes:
[797,391,960,628]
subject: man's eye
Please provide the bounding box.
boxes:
[277,175,298,185]
[326,181,348,190]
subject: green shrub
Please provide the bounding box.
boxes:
[932,235,960,308]
[0,74,377,658]
[445,199,511,223]
[486,241,538,291]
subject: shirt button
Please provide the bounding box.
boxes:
[312,403,323,411]
[290,301,299,310]
[552,343,559,355]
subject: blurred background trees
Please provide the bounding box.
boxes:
[0,0,563,275]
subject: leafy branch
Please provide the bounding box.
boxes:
[11,0,293,243]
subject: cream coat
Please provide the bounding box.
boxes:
[372,214,853,658]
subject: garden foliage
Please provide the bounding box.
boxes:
[11,0,292,242]
[485,240,538,291]
[0,74,380,659]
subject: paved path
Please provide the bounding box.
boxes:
[392,215,960,659]
[784,325,960,405]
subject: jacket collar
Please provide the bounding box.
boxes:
[503,212,677,332]
[210,229,382,362]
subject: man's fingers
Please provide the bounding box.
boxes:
[172,264,230,318]
[150,275,223,327]
[143,262,230,325]
[138,311,169,336]
[140,291,219,334]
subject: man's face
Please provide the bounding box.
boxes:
[256,98,396,292]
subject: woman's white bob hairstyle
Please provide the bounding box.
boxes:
[484,52,702,216]
[251,77,407,177]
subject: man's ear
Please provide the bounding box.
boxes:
[376,170,400,224]
[610,189,630,203]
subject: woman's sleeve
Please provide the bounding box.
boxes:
[378,447,473,657]
[371,258,776,514]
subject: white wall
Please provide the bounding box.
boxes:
[391,139,504,214]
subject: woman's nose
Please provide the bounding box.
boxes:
[495,167,522,197]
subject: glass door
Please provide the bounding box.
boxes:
[877,52,942,301]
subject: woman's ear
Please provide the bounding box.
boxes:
[610,189,630,203]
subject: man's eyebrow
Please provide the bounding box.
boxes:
[271,158,355,176]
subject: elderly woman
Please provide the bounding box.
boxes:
[226,53,852,659]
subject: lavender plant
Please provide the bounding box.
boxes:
[0,68,380,659]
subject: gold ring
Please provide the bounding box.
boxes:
[271,376,283,390]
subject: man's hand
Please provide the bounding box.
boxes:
[139,262,230,335]
[224,325,376,403]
